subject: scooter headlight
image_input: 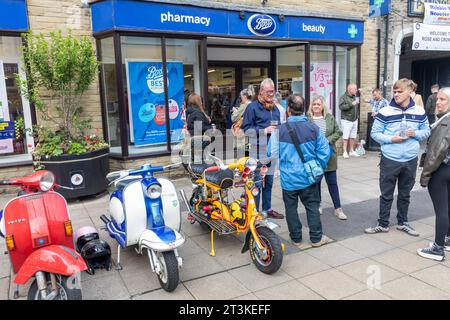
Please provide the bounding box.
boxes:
[39,171,55,192]
[146,184,162,199]
[245,158,258,172]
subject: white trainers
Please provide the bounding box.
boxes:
[343,152,349,159]
[334,208,347,220]
[319,206,323,215]
[349,151,361,157]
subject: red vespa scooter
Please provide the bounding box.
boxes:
[0,170,87,300]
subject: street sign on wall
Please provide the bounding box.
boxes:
[424,3,450,25]
[408,0,450,17]
[369,0,391,17]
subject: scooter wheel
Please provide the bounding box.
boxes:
[28,273,82,300]
[249,226,283,274]
[156,251,179,292]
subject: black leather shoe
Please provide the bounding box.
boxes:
[267,209,284,219]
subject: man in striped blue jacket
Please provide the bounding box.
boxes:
[365,78,431,236]
[268,94,331,248]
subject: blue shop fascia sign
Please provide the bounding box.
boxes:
[0,0,28,32]
[91,0,364,43]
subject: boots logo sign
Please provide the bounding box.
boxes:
[247,14,276,36]
[146,65,167,94]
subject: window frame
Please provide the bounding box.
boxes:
[0,33,35,167]
[95,31,361,161]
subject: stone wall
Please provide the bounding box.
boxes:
[26,0,103,135]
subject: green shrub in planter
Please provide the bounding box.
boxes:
[17,30,110,198]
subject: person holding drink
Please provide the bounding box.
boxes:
[242,78,284,219]
[365,78,430,236]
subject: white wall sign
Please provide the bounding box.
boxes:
[424,3,450,25]
[412,23,450,51]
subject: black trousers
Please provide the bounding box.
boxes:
[428,164,450,246]
[378,156,417,228]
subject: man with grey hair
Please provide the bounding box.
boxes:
[242,78,283,219]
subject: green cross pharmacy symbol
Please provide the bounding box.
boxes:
[348,24,358,39]
[374,0,385,8]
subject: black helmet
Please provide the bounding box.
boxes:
[74,226,112,275]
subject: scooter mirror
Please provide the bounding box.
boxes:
[106,170,128,183]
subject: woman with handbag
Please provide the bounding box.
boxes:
[307,95,347,220]
[417,87,450,261]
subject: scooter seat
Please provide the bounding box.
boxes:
[189,163,234,189]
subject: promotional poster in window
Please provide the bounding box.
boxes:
[126,60,184,146]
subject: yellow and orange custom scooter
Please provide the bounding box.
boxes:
[179,156,284,274]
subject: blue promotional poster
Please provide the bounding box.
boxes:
[126,60,184,146]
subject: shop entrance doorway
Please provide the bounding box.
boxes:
[399,36,450,103]
[207,62,269,132]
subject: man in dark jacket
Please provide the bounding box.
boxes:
[242,78,283,219]
[425,84,439,125]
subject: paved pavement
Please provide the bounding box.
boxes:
[1,151,449,300]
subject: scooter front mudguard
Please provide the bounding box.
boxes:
[139,228,185,252]
[241,221,279,254]
[14,245,87,285]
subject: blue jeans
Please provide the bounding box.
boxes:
[282,184,322,243]
[254,173,274,212]
[317,171,342,209]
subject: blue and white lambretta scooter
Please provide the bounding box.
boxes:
[100,163,184,292]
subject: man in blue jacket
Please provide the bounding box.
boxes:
[366,78,430,236]
[268,94,331,247]
[242,78,283,219]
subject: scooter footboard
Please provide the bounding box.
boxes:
[139,228,185,252]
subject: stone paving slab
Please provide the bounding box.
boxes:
[228,265,293,292]
[376,276,450,300]
[344,289,392,300]
[336,258,404,285]
[410,265,450,295]
[133,284,195,300]
[253,279,324,300]
[184,272,251,300]
[306,242,365,267]
[371,248,438,274]
[338,235,395,257]
[298,269,367,300]
[280,251,331,279]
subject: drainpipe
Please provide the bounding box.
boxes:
[383,14,389,98]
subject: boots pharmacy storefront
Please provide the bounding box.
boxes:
[90,0,364,160]
[0,0,34,168]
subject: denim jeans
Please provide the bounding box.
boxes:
[378,156,417,228]
[317,171,342,209]
[282,184,322,243]
[255,173,274,212]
